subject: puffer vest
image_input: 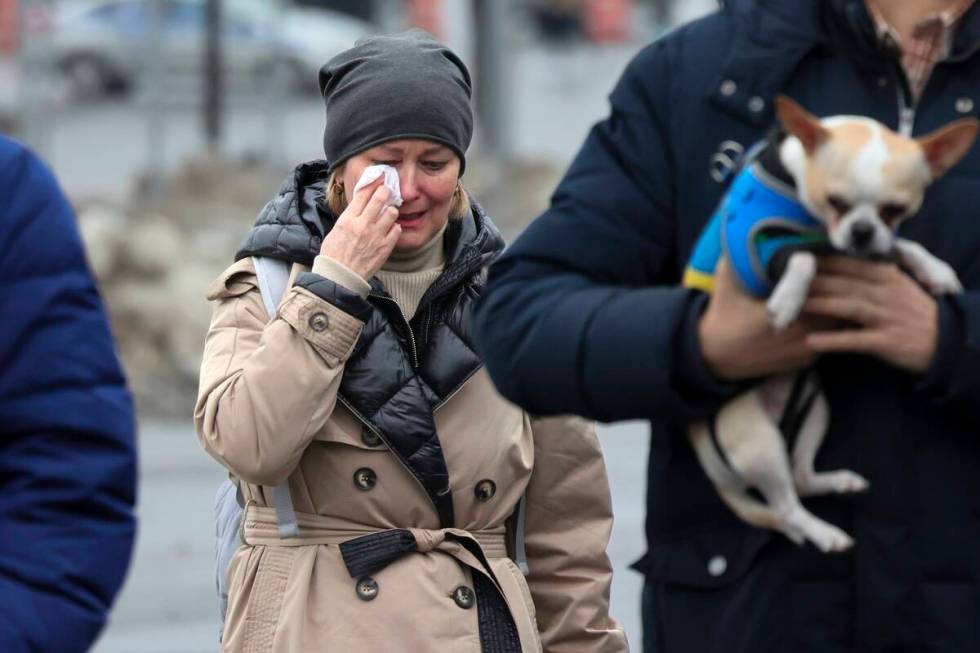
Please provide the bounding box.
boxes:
[236,160,505,529]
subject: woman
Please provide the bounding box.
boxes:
[195,30,627,652]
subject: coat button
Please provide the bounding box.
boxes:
[353,467,377,491]
[356,577,379,601]
[747,96,765,113]
[361,427,382,448]
[308,312,329,332]
[707,555,728,577]
[956,97,974,114]
[474,479,496,502]
[719,79,737,96]
[452,585,475,609]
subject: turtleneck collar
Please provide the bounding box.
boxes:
[382,221,448,273]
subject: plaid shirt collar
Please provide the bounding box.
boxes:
[866,0,975,45]
[865,0,976,98]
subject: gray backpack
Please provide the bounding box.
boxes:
[213,256,298,623]
[213,256,529,624]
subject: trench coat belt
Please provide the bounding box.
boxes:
[241,505,509,579]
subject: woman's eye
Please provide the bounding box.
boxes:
[372,160,398,166]
[422,160,449,171]
[827,194,852,215]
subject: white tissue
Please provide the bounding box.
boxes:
[353,164,403,208]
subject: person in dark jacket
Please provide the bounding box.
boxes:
[0,136,137,652]
[474,1,980,651]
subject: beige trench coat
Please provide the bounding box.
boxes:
[195,257,628,652]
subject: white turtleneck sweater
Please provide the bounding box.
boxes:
[312,222,448,320]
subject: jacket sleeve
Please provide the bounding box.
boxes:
[522,416,629,652]
[194,259,370,486]
[0,140,136,653]
[915,293,980,422]
[474,42,740,425]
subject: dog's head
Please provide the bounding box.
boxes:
[775,95,979,256]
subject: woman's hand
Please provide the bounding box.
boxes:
[802,257,939,373]
[320,178,401,279]
[698,258,819,380]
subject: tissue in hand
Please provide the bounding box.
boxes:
[352,165,403,208]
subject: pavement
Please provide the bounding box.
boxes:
[92,419,650,652]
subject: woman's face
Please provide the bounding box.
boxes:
[340,139,461,253]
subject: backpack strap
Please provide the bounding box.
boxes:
[251,256,299,539]
[513,492,529,575]
[253,255,291,321]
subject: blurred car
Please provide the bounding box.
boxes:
[50,0,373,99]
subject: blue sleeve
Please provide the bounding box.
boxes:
[0,138,137,652]
[474,43,742,424]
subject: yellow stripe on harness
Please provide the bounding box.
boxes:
[682,267,716,294]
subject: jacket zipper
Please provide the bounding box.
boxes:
[897,87,916,137]
[884,19,980,135]
[369,293,419,368]
[890,59,917,137]
[371,251,484,368]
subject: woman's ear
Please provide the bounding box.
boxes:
[326,168,349,215]
[450,180,469,220]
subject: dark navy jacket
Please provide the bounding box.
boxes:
[0,138,136,652]
[475,1,980,650]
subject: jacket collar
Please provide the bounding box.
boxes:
[709,0,980,125]
[948,1,980,60]
[708,0,827,125]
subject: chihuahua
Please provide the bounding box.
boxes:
[686,96,978,552]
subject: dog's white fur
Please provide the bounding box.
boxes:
[689,97,978,552]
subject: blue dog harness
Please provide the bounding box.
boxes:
[684,160,827,298]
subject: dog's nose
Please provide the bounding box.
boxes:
[851,222,874,250]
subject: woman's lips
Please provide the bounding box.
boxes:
[397,211,426,228]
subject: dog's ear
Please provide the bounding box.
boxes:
[775,95,829,154]
[917,118,980,179]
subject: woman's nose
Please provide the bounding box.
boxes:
[398,168,420,202]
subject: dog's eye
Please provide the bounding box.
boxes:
[827,195,852,215]
[879,203,907,223]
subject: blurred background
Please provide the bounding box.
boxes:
[5,0,715,649]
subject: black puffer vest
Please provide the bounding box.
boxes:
[236,160,505,529]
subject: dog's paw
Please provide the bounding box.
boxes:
[786,512,854,553]
[920,260,963,295]
[766,290,804,331]
[814,525,854,554]
[832,470,870,494]
[797,469,870,496]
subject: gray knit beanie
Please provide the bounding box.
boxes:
[318,30,474,174]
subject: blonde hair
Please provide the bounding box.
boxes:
[325,171,470,220]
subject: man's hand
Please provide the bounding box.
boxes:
[320,178,401,280]
[699,258,818,380]
[802,257,939,373]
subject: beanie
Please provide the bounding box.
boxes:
[318,30,474,173]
